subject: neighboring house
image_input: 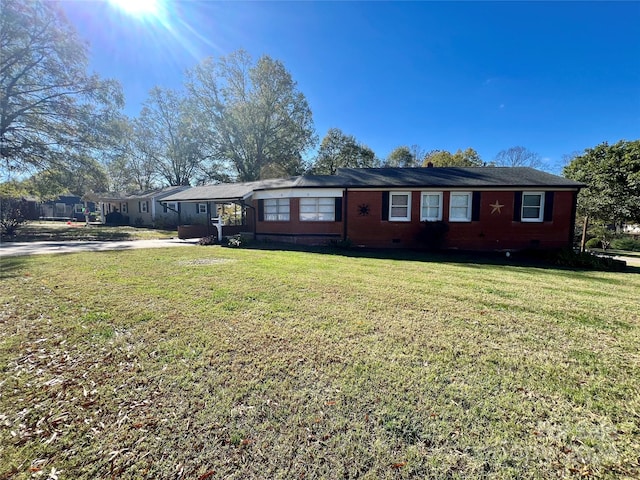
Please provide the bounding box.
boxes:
[85,186,192,227]
[162,167,584,251]
[39,195,95,221]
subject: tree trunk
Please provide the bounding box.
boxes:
[580,216,589,252]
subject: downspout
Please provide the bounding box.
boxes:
[156,200,181,225]
[343,188,348,241]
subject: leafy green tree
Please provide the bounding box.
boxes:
[423,148,484,167]
[310,128,377,175]
[0,0,123,178]
[384,145,425,167]
[563,139,640,228]
[186,50,316,182]
[29,159,109,198]
[495,146,542,168]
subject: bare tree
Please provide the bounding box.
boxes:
[494,146,542,168]
[133,88,208,186]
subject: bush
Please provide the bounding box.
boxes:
[198,235,218,246]
[417,221,449,250]
[552,249,626,271]
[0,197,28,237]
[585,237,602,249]
[610,237,640,252]
[225,233,253,248]
[105,211,129,226]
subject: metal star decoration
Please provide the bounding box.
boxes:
[490,200,504,214]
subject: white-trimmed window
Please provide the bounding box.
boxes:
[121,203,128,213]
[197,203,207,214]
[521,192,545,222]
[264,198,290,221]
[449,192,472,222]
[74,204,84,214]
[139,201,148,213]
[420,192,443,221]
[300,197,335,221]
[389,192,411,221]
[165,202,177,212]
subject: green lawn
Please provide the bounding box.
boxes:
[1,247,638,479]
[3,221,176,242]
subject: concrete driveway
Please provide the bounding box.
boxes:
[0,238,200,257]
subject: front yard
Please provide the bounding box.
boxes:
[1,247,638,478]
[2,221,176,243]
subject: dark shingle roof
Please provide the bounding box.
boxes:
[161,167,583,202]
[161,178,302,202]
[329,167,584,189]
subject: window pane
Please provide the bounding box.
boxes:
[391,195,408,207]
[523,195,541,207]
[300,197,335,221]
[264,199,289,221]
[391,206,408,217]
[522,207,540,218]
[451,194,469,207]
[449,193,471,221]
[451,207,468,218]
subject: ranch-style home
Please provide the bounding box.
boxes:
[161,166,584,251]
[86,186,193,228]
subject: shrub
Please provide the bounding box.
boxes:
[585,237,601,249]
[105,211,129,226]
[553,249,626,271]
[0,197,28,237]
[417,221,449,250]
[225,233,253,248]
[611,237,640,252]
[198,235,218,246]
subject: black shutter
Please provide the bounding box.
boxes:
[513,192,522,221]
[177,202,181,213]
[335,197,342,222]
[138,201,142,213]
[382,192,389,221]
[544,192,554,221]
[258,199,264,221]
[163,203,167,213]
[472,191,481,221]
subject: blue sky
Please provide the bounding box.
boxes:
[60,1,640,173]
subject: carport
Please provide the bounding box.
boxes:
[160,182,258,240]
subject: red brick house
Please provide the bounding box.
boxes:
[162,167,583,251]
